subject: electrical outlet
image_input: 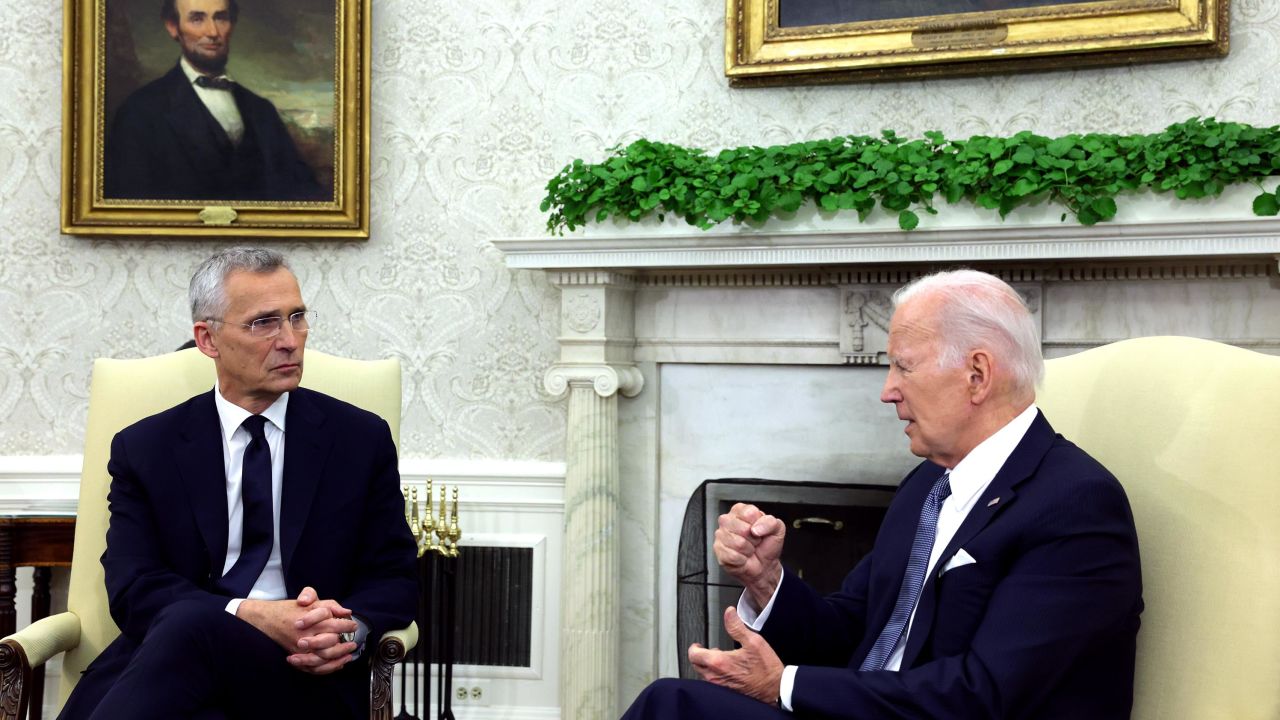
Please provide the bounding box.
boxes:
[450,679,492,706]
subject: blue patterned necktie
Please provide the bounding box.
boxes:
[215,415,273,597]
[859,470,952,671]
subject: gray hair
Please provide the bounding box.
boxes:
[892,269,1044,394]
[189,247,289,322]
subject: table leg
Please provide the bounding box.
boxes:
[29,567,52,720]
[0,526,15,638]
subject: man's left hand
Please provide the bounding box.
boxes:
[687,606,784,705]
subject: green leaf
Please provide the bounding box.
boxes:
[1090,196,1118,221]
[631,177,649,192]
[1011,178,1039,197]
[1252,192,1280,216]
[898,210,920,230]
[1012,145,1036,164]
[1047,137,1076,157]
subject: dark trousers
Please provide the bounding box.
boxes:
[621,678,790,720]
[59,599,353,720]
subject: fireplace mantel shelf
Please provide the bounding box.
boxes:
[497,187,1280,271]
[495,217,1280,270]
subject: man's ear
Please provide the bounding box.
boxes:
[165,19,180,41]
[193,322,220,359]
[967,349,994,404]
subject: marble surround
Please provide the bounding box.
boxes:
[499,211,1280,716]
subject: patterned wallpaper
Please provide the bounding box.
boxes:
[0,0,1277,460]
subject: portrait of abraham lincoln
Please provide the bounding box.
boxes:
[102,0,336,203]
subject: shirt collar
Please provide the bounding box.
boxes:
[212,380,289,442]
[945,403,1039,512]
[179,57,234,87]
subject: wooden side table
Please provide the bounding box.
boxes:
[0,516,76,720]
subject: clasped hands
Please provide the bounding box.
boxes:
[688,503,787,705]
[236,586,358,675]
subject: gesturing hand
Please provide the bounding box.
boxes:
[688,606,785,705]
[713,503,786,610]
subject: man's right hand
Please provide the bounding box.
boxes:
[713,503,786,611]
[235,587,358,674]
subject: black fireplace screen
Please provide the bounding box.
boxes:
[676,478,898,679]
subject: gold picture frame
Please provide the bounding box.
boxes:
[725,0,1229,86]
[61,0,370,237]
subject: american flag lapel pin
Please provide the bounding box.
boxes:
[987,497,1000,507]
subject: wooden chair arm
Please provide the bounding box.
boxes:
[0,612,82,720]
[369,622,418,720]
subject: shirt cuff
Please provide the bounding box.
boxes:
[736,568,785,631]
[225,598,245,616]
[779,665,798,712]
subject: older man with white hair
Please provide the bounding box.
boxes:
[623,269,1143,719]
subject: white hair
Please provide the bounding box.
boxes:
[892,269,1044,394]
[188,247,289,322]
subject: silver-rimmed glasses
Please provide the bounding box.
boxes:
[209,310,316,338]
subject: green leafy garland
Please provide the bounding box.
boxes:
[541,118,1280,234]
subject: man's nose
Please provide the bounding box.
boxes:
[274,322,299,349]
[880,372,900,404]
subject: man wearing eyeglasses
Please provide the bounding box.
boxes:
[58,247,417,719]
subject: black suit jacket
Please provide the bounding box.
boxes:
[104,64,327,201]
[760,412,1143,719]
[67,387,417,716]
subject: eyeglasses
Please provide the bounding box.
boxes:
[209,310,316,338]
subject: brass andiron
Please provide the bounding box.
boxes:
[399,479,463,719]
[403,478,462,558]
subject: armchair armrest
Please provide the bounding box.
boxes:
[369,622,418,720]
[3,612,82,668]
[1,612,83,720]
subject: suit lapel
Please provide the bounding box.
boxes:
[175,391,229,577]
[280,388,334,577]
[900,411,1057,667]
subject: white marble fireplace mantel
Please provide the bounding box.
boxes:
[494,194,1280,719]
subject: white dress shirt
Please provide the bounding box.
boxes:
[213,382,289,615]
[739,404,1041,711]
[179,57,244,146]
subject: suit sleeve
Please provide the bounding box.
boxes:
[101,432,227,641]
[787,473,1142,719]
[759,555,871,668]
[336,419,418,643]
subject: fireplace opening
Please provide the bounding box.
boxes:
[676,478,897,679]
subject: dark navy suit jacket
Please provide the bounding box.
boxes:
[63,387,418,717]
[104,64,327,201]
[760,412,1143,719]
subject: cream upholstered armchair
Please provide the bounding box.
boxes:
[0,348,417,720]
[1039,336,1280,720]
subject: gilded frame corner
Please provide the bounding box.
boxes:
[725,0,1229,87]
[61,0,371,238]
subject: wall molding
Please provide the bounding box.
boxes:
[0,456,566,515]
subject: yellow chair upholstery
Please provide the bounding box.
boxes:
[1039,336,1280,720]
[0,348,416,719]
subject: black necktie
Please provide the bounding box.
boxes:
[194,75,234,91]
[216,415,273,597]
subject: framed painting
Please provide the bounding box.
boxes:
[725,0,1229,86]
[61,0,370,237]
